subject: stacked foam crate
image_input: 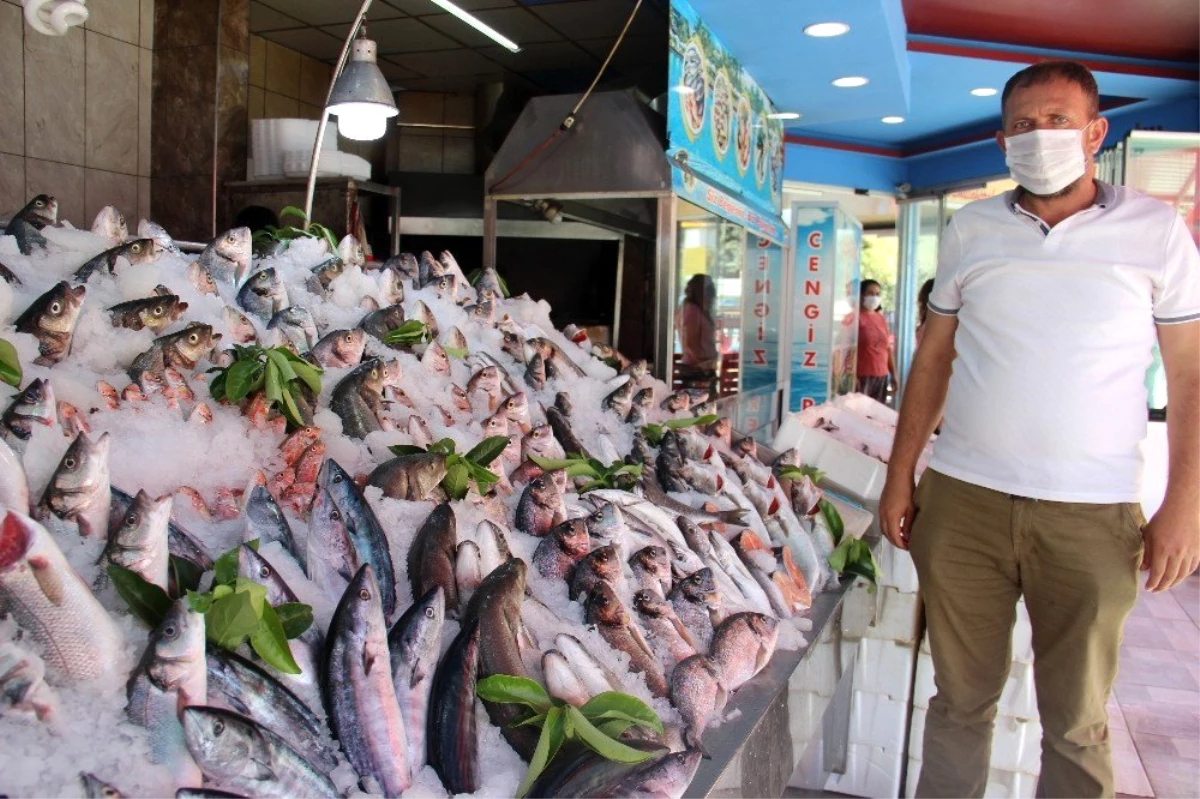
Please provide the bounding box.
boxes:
[906,600,1040,798]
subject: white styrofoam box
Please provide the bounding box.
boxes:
[841,581,877,639]
[908,706,927,761]
[1018,720,1043,776]
[877,540,920,593]
[855,638,915,697]
[833,392,902,428]
[871,584,921,644]
[998,661,1039,720]
[849,690,910,750]
[789,638,841,698]
[913,649,935,708]
[824,492,875,541]
[1011,601,1033,664]
[985,767,1039,799]
[823,742,904,798]
[785,688,823,748]
[906,756,923,798]
[773,417,888,502]
[919,628,931,655]
[989,716,1033,772]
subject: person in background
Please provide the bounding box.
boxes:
[855,278,895,403]
[880,61,1199,799]
[915,278,935,348]
[677,274,718,391]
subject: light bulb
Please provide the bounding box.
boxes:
[330,102,394,141]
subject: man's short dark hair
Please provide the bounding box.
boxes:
[1001,61,1100,119]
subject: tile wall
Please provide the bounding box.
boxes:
[0,0,153,228]
[392,90,476,174]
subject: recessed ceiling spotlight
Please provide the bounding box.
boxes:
[832,76,869,88]
[881,116,905,124]
[803,22,850,37]
[768,112,801,120]
[970,87,998,97]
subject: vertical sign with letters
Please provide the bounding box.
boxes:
[788,205,838,411]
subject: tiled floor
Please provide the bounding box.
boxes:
[1112,573,1200,799]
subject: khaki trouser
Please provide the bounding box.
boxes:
[909,470,1144,798]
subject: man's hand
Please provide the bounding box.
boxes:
[1141,501,1200,592]
[879,474,916,550]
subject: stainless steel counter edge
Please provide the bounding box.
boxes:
[684,565,871,798]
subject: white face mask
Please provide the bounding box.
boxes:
[1004,124,1091,196]
[863,295,882,311]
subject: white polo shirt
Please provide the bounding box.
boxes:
[927,181,1200,503]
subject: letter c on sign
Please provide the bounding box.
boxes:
[807,232,822,248]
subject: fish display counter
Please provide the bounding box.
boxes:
[0,193,870,799]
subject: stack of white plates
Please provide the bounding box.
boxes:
[251,118,341,180]
[281,150,371,182]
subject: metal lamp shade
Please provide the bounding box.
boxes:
[327,37,398,140]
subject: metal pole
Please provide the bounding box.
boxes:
[612,235,625,348]
[482,196,498,269]
[303,0,376,225]
[653,196,678,385]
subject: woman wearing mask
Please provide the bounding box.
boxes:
[915,278,936,348]
[856,279,895,403]
[678,274,719,390]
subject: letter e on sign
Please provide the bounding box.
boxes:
[807,256,820,272]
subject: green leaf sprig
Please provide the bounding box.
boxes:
[388,436,509,500]
[251,206,340,255]
[0,339,20,387]
[828,536,881,589]
[107,539,314,675]
[527,455,642,493]
[383,321,432,348]
[778,464,826,486]
[641,414,718,447]
[475,676,663,798]
[208,344,322,430]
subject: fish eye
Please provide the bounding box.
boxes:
[152,305,164,316]
[35,199,45,207]
[188,333,199,344]
[258,565,271,578]
[329,509,341,521]
[162,624,177,639]
[225,234,235,243]
[358,587,371,601]
[344,334,353,343]
[63,456,76,469]
[332,472,343,483]
[104,788,120,798]
[424,606,435,619]
[212,720,225,736]
[131,244,142,253]
[125,513,138,526]
[370,370,378,380]
[50,301,62,314]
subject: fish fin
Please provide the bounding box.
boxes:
[670,615,697,649]
[248,756,277,782]
[29,556,65,605]
[362,646,376,677]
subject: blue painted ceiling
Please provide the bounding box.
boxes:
[685,0,1199,155]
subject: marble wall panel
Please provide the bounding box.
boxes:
[85,31,140,174]
[25,158,85,225]
[0,152,25,214]
[86,0,140,45]
[0,2,24,156]
[84,168,138,225]
[24,22,86,166]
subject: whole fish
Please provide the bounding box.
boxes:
[358,303,406,347]
[180,706,339,799]
[501,330,526,363]
[411,300,439,340]
[126,600,206,785]
[546,406,591,459]
[378,267,404,305]
[465,300,495,325]
[8,217,47,255]
[475,265,503,300]
[613,748,703,798]
[14,281,87,365]
[408,502,459,616]
[264,307,316,351]
[388,586,444,782]
[630,545,673,598]
[0,437,29,511]
[476,519,512,576]
[137,219,182,256]
[501,391,532,433]
[237,545,323,688]
[309,256,343,291]
[109,293,188,333]
[91,205,128,245]
[7,194,57,230]
[329,358,390,440]
[456,540,482,602]
[306,484,355,595]
[110,486,213,571]
[319,459,397,620]
[461,558,539,759]
[634,590,697,674]
[185,261,218,295]
[422,340,450,375]
[515,474,564,536]
[427,614,480,794]
[205,649,337,773]
[366,452,448,501]
[381,252,418,281]
[432,273,457,301]
[668,568,719,652]
[656,432,690,493]
[603,378,636,418]
[678,517,756,614]
[533,517,590,580]
[100,489,171,590]
[1,377,56,458]
[543,649,591,707]
[129,323,221,382]
[0,511,122,680]
[243,484,303,569]
[526,337,586,379]
[569,544,623,601]
[36,431,111,538]
[309,328,365,369]
[338,234,364,270]
[404,414,431,448]
[670,654,728,752]
[198,227,252,285]
[468,366,503,412]
[585,583,667,696]
[222,307,258,345]
[80,772,124,798]
[525,741,668,798]
[522,424,565,462]
[555,633,619,698]
[323,565,410,796]
[707,528,775,617]
[417,250,445,288]
[524,351,547,390]
[237,268,289,321]
[711,612,778,691]
[73,239,158,282]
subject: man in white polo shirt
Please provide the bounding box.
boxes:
[880,61,1200,798]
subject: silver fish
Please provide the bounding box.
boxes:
[14,281,87,366]
[267,306,319,351]
[100,489,171,590]
[309,328,365,369]
[2,378,56,459]
[543,649,591,707]
[185,261,218,295]
[137,219,182,256]
[198,227,252,285]
[222,306,258,345]
[36,431,111,538]
[91,206,128,246]
[237,268,289,322]
[670,654,728,752]
[388,586,445,782]
[710,612,778,691]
